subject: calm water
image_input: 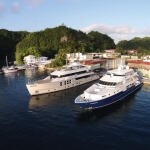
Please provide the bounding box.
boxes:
[0,69,150,150]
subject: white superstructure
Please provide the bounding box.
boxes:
[75,63,142,109]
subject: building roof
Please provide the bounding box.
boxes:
[80,59,106,65]
[128,60,150,65]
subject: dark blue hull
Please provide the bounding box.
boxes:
[77,83,143,109]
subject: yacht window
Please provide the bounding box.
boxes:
[51,75,58,78]
[113,83,117,86]
[75,75,90,80]
[113,74,125,76]
[102,95,106,97]
[107,73,111,75]
[99,80,117,86]
[66,80,71,84]
[60,70,87,78]
[60,82,62,86]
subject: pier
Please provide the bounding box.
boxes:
[142,78,150,85]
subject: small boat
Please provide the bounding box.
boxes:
[2,65,18,74]
[2,56,17,74]
[75,63,143,109]
[26,62,100,96]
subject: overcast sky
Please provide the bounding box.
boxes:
[1,0,150,43]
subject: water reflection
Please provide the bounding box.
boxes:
[25,68,48,77]
[3,72,18,86]
[28,88,76,110]
[142,84,150,93]
[4,72,17,78]
[28,93,62,109]
[25,68,49,84]
[28,80,99,111]
[25,68,39,79]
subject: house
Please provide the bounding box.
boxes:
[104,49,120,58]
[141,55,150,62]
[66,53,86,63]
[23,55,50,66]
[105,49,116,53]
[128,59,150,77]
[36,57,50,64]
[24,55,36,65]
[128,50,137,55]
[80,58,125,71]
[121,55,131,59]
[128,60,150,69]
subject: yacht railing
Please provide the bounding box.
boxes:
[27,75,50,84]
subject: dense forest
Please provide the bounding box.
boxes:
[116,37,150,55]
[15,25,116,65]
[0,25,115,66]
[0,29,29,64]
[1,25,150,67]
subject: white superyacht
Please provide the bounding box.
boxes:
[75,63,143,109]
[26,62,99,96]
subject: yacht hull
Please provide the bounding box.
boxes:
[26,74,99,96]
[75,83,142,109]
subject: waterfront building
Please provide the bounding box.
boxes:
[23,55,50,66]
[66,53,86,63]
[128,49,137,55]
[24,55,36,65]
[128,60,150,77]
[80,58,125,71]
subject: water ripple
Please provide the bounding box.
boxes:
[0,70,150,150]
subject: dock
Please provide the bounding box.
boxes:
[142,78,150,85]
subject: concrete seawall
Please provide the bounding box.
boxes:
[142,78,150,85]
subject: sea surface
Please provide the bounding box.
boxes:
[0,69,150,150]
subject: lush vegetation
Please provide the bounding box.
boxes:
[0,25,116,66]
[116,37,150,56]
[0,29,28,65]
[1,25,150,67]
[15,25,116,65]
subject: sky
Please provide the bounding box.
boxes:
[1,0,150,43]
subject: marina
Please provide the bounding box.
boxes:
[1,1,150,149]
[0,68,150,150]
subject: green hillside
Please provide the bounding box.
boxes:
[0,29,28,65]
[116,37,150,55]
[0,25,116,66]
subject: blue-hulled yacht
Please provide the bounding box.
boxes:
[75,63,143,109]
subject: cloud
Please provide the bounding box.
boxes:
[142,27,150,34]
[11,2,20,13]
[26,0,46,8]
[81,24,150,43]
[82,24,138,34]
[0,1,5,16]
